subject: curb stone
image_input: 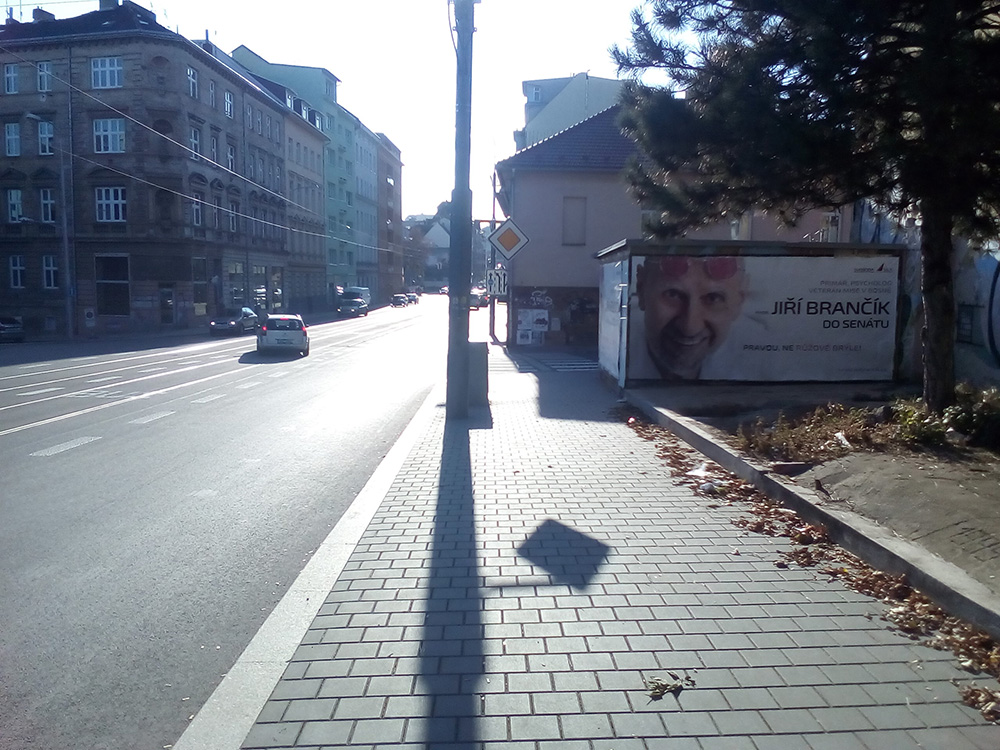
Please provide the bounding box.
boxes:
[624,388,1000,642]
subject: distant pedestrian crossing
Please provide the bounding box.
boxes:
[489,350,600,373]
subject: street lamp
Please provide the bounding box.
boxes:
[27,112,74,338]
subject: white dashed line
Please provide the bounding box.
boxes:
[18,388,62,396]
[30,436,102,456]
[129,411,175,424]
[191,394,226,404]
[235,382,260,390]
[87,376,122,383]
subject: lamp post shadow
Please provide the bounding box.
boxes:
[417,416,484,747]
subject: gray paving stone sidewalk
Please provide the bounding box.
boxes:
[241,353,1000,750]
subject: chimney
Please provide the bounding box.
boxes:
[99,0,120,10]
[33,8,56,21]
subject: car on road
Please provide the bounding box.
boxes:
[209,307,258,335]
[339,299,369,317]
[407,293,419,304]
[0,316,25,343]
[256,313,309,356]
[391,293,409,307]
[469,289,489,309]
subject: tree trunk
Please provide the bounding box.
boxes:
[919,200,956,413]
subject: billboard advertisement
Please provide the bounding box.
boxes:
[628,255,899,381]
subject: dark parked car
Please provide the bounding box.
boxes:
[469,289,489,309]
[0,316,25,343]
[209,307,258,335]
[339,299,369,317]
[406,293,419,304]
[391,294,409,307]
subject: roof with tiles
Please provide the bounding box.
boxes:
[0,1,173,43]
[496,105,637,173]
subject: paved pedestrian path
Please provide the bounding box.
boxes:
[232,346,999,750]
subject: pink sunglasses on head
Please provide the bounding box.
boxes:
[657,257,739,280]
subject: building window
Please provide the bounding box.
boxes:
[210,135,218,163]
[9,255,25,288]
[226,143,235,170]
[43,255,59,289]
[4,63,18,94]
[208,80,216,107]
[256,111,261,134]
[229,201,239,232]
[91,56,123,89]
[189,126,200,160]
[6,189,22,222]
[213,196,222,228]
[37,61,52,92]
[93,118,125,153]
[265,115,271,140]
[95,255,130,316]
[5,122,20,156]
[224,90,233,118]
[192,257,208,304]
[561,196,587,245]
[192,191,203,226]
[38,120,54,155]
[186,66,198,99]
[39,188,55,223]
[246,104,252,125]
[95,186,127,222]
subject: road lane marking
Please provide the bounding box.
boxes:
[0,362,218,412]
[191,394,225,404]
[138,367,167,373]
[18,388,62,396]
[172,384,440,750]
[129,411,175,424]
[0,369,239,438]
[235,382,260,389]
[87,376,122,383]
[30,436,102,456]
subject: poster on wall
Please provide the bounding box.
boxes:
[628,255,899,381]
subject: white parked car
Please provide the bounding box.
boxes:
[256,313,309,356]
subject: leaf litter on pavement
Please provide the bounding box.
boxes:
[615,408,1000,724]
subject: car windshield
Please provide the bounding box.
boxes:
[216,310,240,318]
[344,300,362,307]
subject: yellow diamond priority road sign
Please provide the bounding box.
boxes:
[488,218,529,260]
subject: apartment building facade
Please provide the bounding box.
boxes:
[0,0,294,336]
[376,134,404,297]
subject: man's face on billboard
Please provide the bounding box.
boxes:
[637,256,746,379]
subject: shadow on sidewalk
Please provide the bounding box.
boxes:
[418,416,484,747]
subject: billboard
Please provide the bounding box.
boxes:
[628,255,898,381]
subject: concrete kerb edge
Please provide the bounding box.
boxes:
[624,389,1000,642]
[173,384,445,750]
